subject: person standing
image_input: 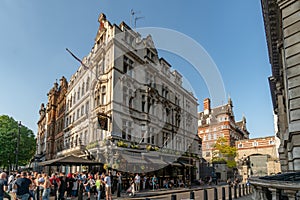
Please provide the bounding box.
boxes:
[42,174,51,200]
[77,178,84,200]
[0,172,8,200]
[151,175,157,190]
[11,174,21,200]
[142,176,147,190]
[116,172,122,196]
[15,171,32,200]
[58,172,67,200]
[95,174,102,200]
[49,173,60,200]
[7,173,14,193]
[134,174,140,192]
[66,173,74,198]
[29,174,37,200]
[104,172,112,200]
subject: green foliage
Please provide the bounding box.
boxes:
[212,137,237,168]
[0,115,36,170]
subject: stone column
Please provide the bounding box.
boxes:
[284,189,296,200]
[269,188,280,200]
[252,186,267,200]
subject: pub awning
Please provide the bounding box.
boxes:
[178,161,193,167]
[167,161,183,167]
[121,154,148,164]
[39,154,102,166]
[145,157,167,165]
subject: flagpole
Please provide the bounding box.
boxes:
[66,48,90,70]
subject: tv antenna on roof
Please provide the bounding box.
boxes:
[130,9,144,29]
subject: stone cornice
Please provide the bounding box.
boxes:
[277,0,298,9]
[261,0,281,79]
[249,177,300,190]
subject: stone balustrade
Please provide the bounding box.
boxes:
[249,175,300,200]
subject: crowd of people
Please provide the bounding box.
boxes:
[0,170,113,200]
[0,170,199,200]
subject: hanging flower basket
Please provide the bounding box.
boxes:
[103,163,110,170]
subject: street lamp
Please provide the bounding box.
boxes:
[15,121,21,171]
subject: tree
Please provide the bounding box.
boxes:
[212,137,237,168]
[0,115,36,171]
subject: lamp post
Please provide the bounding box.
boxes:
[15,121,21,171]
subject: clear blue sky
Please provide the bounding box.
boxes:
[0,0,274,138]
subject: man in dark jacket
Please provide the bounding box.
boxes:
[15,171,32,200]
[58,172,67,200]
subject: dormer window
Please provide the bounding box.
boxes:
[206,118,210,124]
[253,141,258,147]
[146,48,155,62]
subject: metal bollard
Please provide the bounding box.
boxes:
[242,184,245,196]
[117,183,121,197]
[190,191,195,200]
[214,187,218,200]
[233,185,237,199]
[228,185,232,200]
[171,194,177,200]
[239,184,242,197]
[203,189,208,200]
[222,187,226,200]
[248,185,250,194]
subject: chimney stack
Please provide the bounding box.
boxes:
[204,98,211,115]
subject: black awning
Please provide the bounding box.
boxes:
[39,154,102,166]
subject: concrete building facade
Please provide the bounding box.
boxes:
[263,0,300,172]
[249,0,300,199]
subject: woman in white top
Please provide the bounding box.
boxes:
[104,173,111,200]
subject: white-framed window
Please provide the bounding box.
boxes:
[213,133,217,140]
[123,56,134,77]
[81,82,85,96]
[85,101,89,114]
[269,140,275,145]
[101,86,106,105]
[238,143,243,148]
[206,118,210,124]
[123,86,128,105]
[77,88,80,100]
[81,105,84,116]
[206,143,210,149]
[122,120,133,141]
[86,77,90,92]
[208,134,211,140]
[253,141,258,147]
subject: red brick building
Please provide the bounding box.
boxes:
[45,77,68,160]
[198,98,250,162]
